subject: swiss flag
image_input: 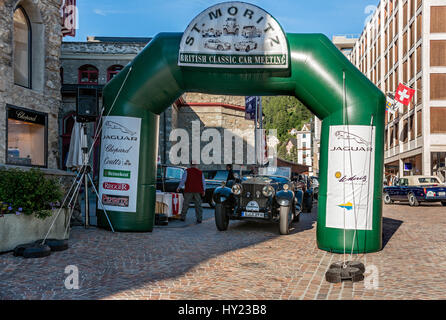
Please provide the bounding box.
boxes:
[395,83,415,106]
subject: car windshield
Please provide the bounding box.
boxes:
[259,167,291,179]
[242,175,289,184]
[165,167,184,180]
[418,177,441,184]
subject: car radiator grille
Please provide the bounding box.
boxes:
[240,184,268,208]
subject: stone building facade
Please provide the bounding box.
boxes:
[60,37,261,172]
[350,0,446,181]
[0,0,62,170]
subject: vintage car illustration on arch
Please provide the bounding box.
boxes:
[234,40,258,52]
[204,39,231,51]
[223,17,240,35]
[383,175,446,206]
[241,25,263,38]
[201,28,222,38]
[212,167,304,235]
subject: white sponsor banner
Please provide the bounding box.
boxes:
[326,125,375,230]
[178,2,288,68]
[98,116,141,212]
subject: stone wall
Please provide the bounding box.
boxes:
[0,0,62,169]
[175,93,255,170]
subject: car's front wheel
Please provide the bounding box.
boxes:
[215,203,229,231]
[408,192,420,207]
[441,201,446,206]
[383,192,393,204]
[279,206,290,235]
[209,197,216,208]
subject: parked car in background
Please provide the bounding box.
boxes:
[292,174,314,213]
[156,165,185,193]
[310,176,319,200]
[383,175,446,206]
[156,165,216,207]
[212,167,303,235]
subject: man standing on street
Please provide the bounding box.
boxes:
[176,162,206,223]
[226,164,235,183]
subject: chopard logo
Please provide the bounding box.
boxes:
[16,111,38,122]
[338,175,368,183]
[105,121,136,136]
[335,131,371,146]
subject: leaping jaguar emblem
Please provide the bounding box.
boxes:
[335,131,370,146]
[105,121,136,136]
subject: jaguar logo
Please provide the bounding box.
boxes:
[105,121,136,136]
[335,131,370,146]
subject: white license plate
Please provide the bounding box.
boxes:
[440,192,446,197]
[242,211,265,218]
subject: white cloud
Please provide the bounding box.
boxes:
[93,9,107,16]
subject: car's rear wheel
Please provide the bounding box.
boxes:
[408,192,420,207]
[217,45,223,50]
[383,192,393,204]
[279,206,290,235]
[215,203,229,231]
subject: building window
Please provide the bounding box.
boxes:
[107,65,124,81]
[13,6,31,88]
[431,152,446,180]
[78,65,99,84]
[6,105,47,167]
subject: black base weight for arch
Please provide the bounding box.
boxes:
[325,261,366,283]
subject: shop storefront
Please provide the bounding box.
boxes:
[431,152,446,182]
[384,160,399,185]
[402,154,422,177]
[6,105,48,167]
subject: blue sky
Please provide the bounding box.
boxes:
[66,0,380,42]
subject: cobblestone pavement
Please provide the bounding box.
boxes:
[1,201,446,300]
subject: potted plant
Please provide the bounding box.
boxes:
[0,168,68,253]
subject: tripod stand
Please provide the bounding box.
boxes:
[77,122,115,232]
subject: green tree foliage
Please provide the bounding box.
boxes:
[262,96,313,143]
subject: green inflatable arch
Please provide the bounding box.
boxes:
[97,10,385,253]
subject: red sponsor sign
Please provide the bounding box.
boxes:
[103,182,130,191]
[102,194,129,207]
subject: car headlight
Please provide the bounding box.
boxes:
[262,185,275,197]
[231,184,242,195]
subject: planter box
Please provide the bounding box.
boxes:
[0,208,70,253]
